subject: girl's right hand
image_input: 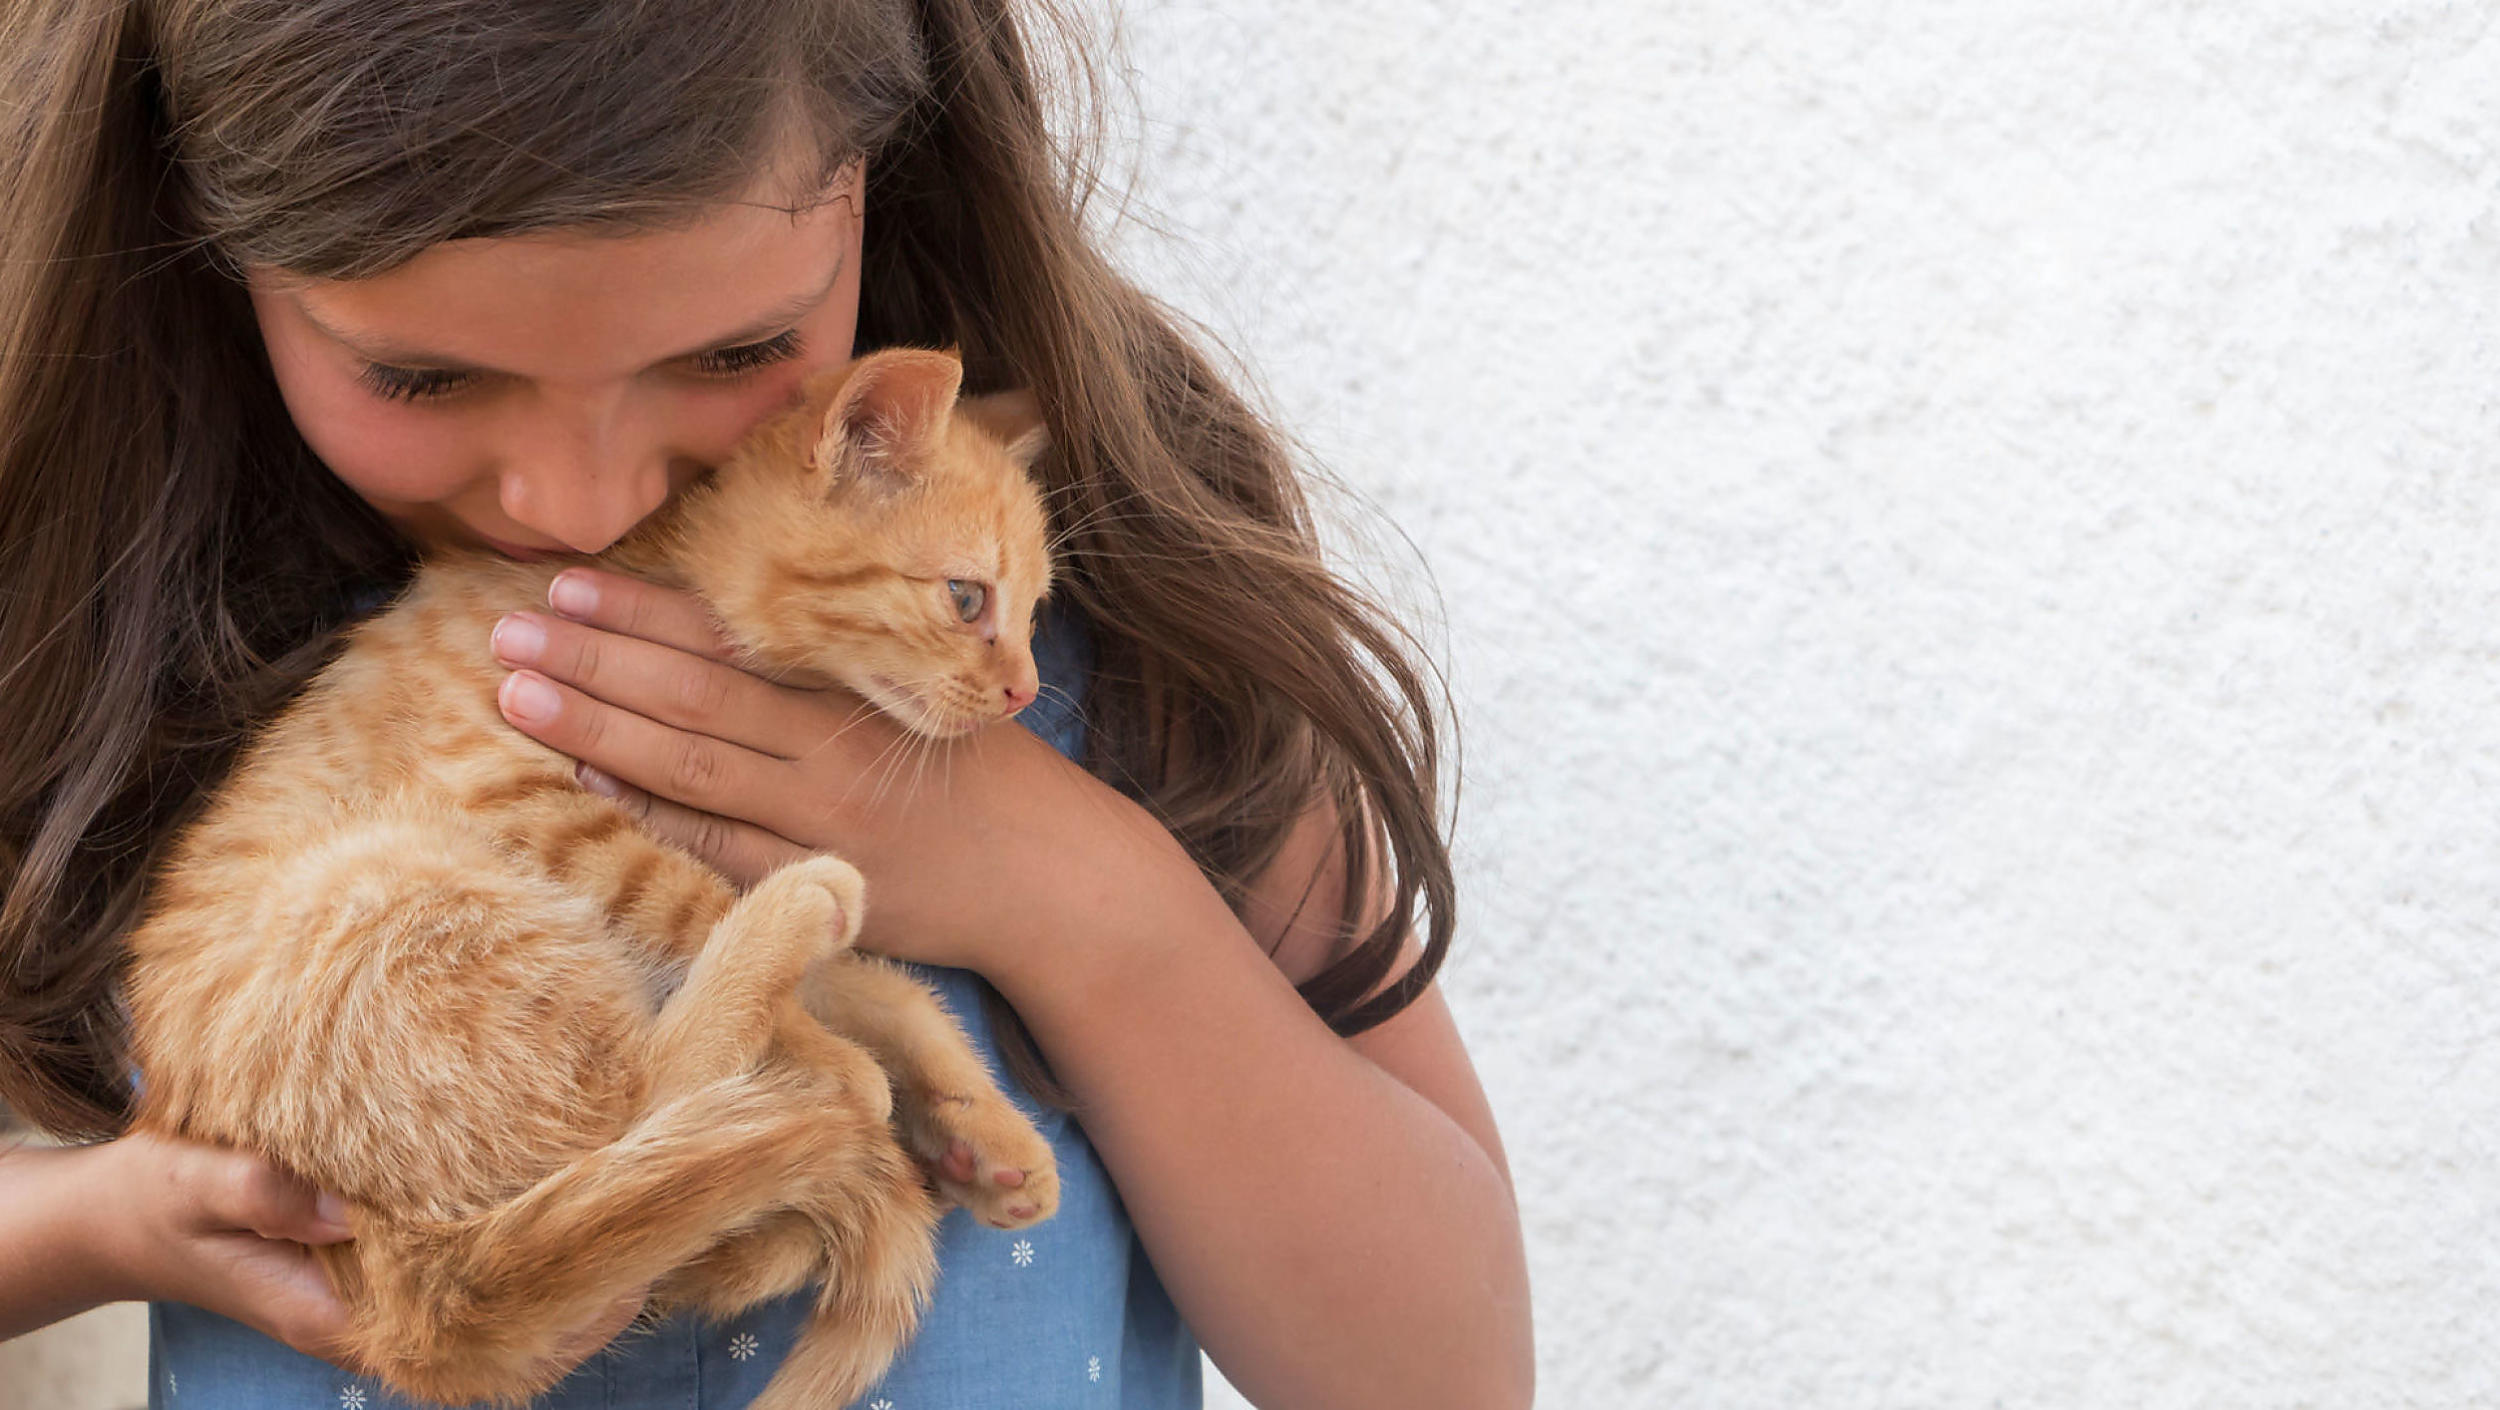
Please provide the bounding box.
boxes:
[92,1131,648,1378]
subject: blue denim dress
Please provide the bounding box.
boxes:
[149,610,1203,1409]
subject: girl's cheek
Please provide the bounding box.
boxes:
[294,396,486,508]
[668,273,860,462]
[677,369,818,465]
[258,325,483,506]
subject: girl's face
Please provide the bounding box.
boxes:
[248,171,865,559]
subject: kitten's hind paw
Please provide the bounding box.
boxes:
[910,1093,1059,1230]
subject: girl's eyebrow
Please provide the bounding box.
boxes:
[296,259,845,373]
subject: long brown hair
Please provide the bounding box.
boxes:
[0,0,1454,1139]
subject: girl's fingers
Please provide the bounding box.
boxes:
[545,567,740,662]
[134,1138,355,1360]
[575,765,810,888]
[491,610,828,758]
[497,669,786,827]
[217,1238,353,1359]
[182,1144,353,1245]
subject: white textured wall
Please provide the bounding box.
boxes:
[1103,2,2500,1405]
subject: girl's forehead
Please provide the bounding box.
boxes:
[260,184,858,381]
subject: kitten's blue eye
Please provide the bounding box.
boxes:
[947,580,987,623]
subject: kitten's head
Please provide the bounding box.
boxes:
[685,348,1055,739]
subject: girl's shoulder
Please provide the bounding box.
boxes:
[1022,601,1097,764]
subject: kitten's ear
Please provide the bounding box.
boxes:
[811,349,965,493]
[958,389,1053,472]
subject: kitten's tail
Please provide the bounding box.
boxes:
[334,1063,840,1408]
[753,1111,942,1410]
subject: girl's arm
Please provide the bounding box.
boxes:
[490,574,1535,1410]
[0,1140,132,1339]
[989,800,1535,1410]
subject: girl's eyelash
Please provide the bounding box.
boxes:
[689,329,804,377]
[357,330,806,404]
[359,363,471,403]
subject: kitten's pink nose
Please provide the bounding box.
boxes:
[1002,678,1038,713]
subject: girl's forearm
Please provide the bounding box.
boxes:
[988,840,1534,1410]
[0,1141,129,1341]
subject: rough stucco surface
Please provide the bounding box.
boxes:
[1099,2,2500,1405]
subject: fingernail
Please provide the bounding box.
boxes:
[315,1191,348,1230]
[501,672,560,725]
[576,763,623,799]
[490,613,546,665]
[549,572,598,619]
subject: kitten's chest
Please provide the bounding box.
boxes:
[243,573,578,819]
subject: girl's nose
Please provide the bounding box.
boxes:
[496,407,671,554]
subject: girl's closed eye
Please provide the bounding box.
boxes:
[687,328,805,379]
[356,328,807,405]
[358,361,470,404]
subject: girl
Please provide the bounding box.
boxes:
[0,1,1532,1406]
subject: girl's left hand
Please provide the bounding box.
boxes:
[486,565,1150,976]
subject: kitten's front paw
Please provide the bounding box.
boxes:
[748,855,867,963]
[908,1093,1059,1230]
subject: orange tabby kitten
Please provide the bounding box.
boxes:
[123,349,1060,1409]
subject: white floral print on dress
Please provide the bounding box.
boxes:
[727,1331,760,1361]
[1011,1238,1035,1268]
[1088,1355,1102,1383]
[339,1387,366,1410]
